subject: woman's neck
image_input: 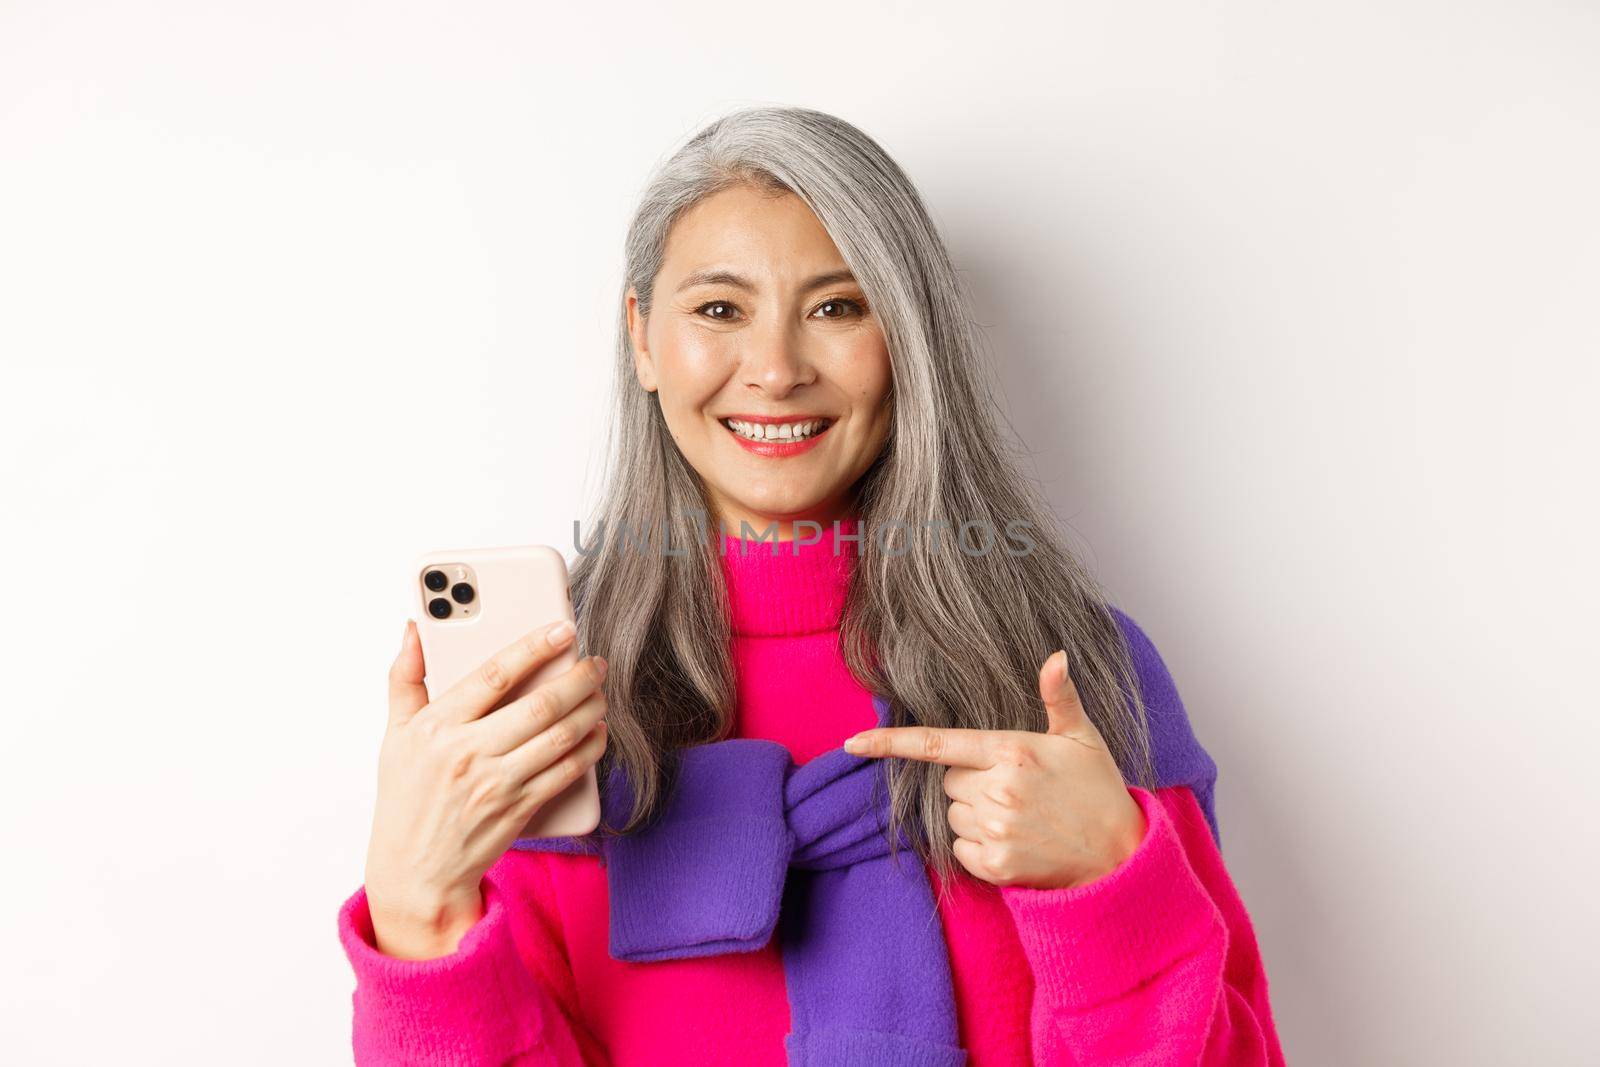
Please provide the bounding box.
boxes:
[719,516,859,637]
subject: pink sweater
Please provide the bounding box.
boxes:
[338,533,1285,1064]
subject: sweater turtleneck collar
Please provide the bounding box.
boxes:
[718,517,859,637]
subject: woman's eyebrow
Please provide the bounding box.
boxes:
[674,268,858,295]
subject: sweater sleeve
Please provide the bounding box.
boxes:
[336,849,598,1066]
[999,785,1285,1066]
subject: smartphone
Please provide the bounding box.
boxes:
[410,544,602,840]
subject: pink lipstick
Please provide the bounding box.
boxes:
[718,413,835,458]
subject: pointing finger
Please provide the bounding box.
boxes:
[843,726,1004,769]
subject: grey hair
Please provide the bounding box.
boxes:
[568,105,1157,891]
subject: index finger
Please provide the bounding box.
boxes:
[843,726,1004,769]
[428,618,578,726]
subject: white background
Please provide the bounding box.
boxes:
[3,2,1596,1064]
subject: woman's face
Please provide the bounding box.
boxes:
[627,184,892,541]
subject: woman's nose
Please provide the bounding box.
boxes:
[738,325,817,395]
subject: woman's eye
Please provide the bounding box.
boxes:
[813,298,866,320]
[693,298,866,321]
[694,301,740,321]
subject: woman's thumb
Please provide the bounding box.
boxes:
[1039,649,1091,737]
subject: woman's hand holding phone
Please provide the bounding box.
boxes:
[362,617,609,960]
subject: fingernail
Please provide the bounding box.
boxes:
[843,735,867,753]
[547,619,575,645]
[399,619,411,651]
[592,655,608,681]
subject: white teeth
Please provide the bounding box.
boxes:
[723,418,828,442]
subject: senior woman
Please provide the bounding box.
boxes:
[339,105,1285,1066]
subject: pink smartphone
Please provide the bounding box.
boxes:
[410,544,602,840]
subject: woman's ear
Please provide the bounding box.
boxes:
[626,287,658,393]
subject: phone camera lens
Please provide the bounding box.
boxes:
[451,582,476,605]
[427,597,452,619]
[424,569,448,592]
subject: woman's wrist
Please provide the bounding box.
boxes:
[366,881,487,960]
[1017,783,1145,895]
[1038,793,1149,890]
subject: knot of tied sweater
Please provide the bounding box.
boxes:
[515,691,970,1067]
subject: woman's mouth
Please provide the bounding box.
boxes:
[718,416,834,456]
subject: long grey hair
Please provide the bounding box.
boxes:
[567,105,1158,890]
